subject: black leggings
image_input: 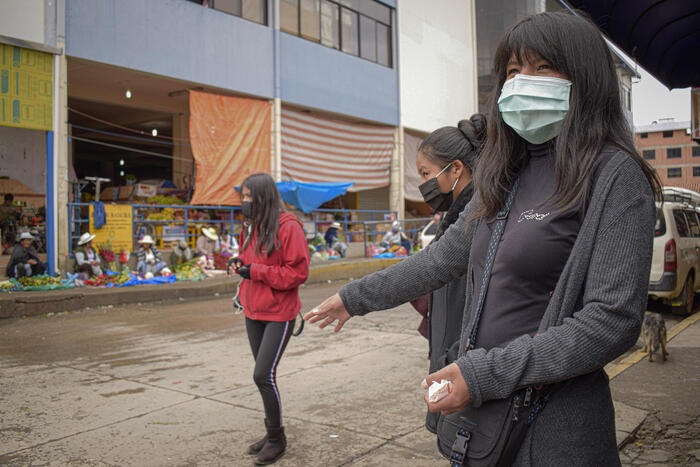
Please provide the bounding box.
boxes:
[245,317,295,428]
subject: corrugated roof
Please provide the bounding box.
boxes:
[635,120,690,134]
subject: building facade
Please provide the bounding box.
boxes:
[0,0,479,270]
[636,119,700,192]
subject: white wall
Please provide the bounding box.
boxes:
[398,0,478,133]
[0,0,45,44]
[0,126,46,194]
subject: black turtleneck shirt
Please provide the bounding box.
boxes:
[470,142,581,351]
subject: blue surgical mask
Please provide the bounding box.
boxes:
[498,74,572,144]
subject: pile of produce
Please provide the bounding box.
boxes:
[146,208,176,221]
[146,195,184,205]
[174,260,206,281]
[18,275,63,287]
[85,271,132,287]
[0,280,17,292]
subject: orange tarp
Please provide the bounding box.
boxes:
[189,91,271,205]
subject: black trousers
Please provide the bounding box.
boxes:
[245,317,295,428]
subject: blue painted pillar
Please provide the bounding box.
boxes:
[46,131,56,276]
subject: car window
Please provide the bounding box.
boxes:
[673,209,691,237]
[424,222,437,235]
[654,208,666,237]
[685,210,700,237]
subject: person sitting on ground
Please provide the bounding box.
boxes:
[194,227,218,258]
[6,232,45,278]
[379,220,411,253]
[136,235,170,278]
[324,222,347,258]
[74,232,103,277]
[169,239,193,269]
[219,229,239,257]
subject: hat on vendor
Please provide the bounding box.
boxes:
[202,227,218,241]
[330,222,341,229]
[77,232,96,245]
[139,235,155,245]
[19,231,35,241]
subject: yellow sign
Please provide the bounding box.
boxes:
[89,204,134,253]
[0,44,53,131]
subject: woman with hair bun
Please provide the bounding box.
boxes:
[414,114,486,433]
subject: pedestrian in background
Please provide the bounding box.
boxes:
[306,10,660,466]
[412,113,486,433]
[229,173,309,465]
[74,232,103,277]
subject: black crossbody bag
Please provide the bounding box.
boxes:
[435,178,554,467]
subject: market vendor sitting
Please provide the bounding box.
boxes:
[74,232,103,277]
[325,221,347,258]
[194,227,218,258]
[6,232,45,278]
[136,235,171,278]
[169,240,193,269]
[379,220,411,253]
[219,229,239,257]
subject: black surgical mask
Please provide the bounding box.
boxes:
[241,201,253,218]
[418,163,459,211]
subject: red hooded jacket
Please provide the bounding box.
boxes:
[238,212,310,322]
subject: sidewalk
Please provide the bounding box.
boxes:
[0,257,403,319]
[607,312,700,460]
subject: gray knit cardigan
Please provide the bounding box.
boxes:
[339,151,655,466]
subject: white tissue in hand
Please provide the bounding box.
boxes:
[428,379,453,402]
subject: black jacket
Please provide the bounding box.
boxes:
[6,243,41,277]
[425,182,473,433]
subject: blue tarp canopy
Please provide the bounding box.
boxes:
[276,181,354,213]
[560,0,699,89]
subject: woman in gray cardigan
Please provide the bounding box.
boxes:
[306,11,660,466]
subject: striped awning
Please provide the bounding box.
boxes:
[281,108,394,192]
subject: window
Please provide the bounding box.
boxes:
[685,210,700,237]
[280,0,299,34]
[641,132,649,138]
[694,146,700,157]
[320,0,339,48]
[667,147,682,159]
[282,0,393,67]
[193,0,267,25]
[673,210,690,237]
[668,167,682,178]
[642,149,655,160]
[654,208,666,237]
[663,130,674,138]
[694,167,700,177]
[619,83,631,111]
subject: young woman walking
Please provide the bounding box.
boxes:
[230,173,309,465]
[306,11,660,465]
[414,114,486,433]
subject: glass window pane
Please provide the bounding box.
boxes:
[360,1,390,23]
[321,1,339,48]
[341,8,358,55]
[376,22,391,66]
[360,16,376,61]
[280,0,299,34]
[213,0,241,16]
[673,210,690,237]
[242,0,265,24]
[301,0,321,41]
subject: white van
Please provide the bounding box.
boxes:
[648,187,700,315]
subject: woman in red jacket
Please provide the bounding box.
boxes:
[229,173,310,465]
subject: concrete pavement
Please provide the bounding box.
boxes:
[1,280,698,466]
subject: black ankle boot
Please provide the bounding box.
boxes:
[254,425,286,465]
[248,420,268,455]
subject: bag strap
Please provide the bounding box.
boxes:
[466,177,520,351]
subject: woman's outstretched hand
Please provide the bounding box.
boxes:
[422,363,471,415]
[302,293,351,332]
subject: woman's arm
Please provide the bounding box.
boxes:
[250,222,309,290]
[339,200,477,317]
[455,160,655,408]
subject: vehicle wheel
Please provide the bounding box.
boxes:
[672,274,694,316]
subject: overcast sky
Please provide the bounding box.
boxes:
[632,67,691,128]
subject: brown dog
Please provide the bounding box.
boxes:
[642,312,669,362]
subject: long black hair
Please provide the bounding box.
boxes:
[418,114,487,172]
[241,173,284,256]
[473,11,661,221]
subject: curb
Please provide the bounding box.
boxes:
[0,257,403,319]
